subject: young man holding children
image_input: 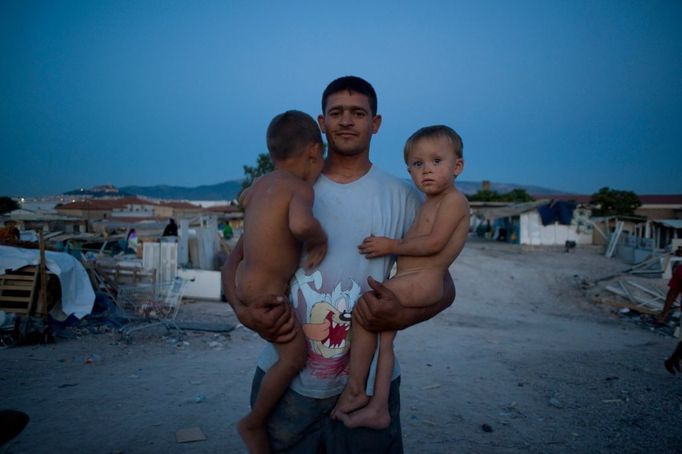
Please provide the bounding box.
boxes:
[223,76,458,452]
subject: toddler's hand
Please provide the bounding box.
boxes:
[358,235,395,258]
[304,240,327,270]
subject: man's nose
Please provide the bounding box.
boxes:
[339,111,354,126]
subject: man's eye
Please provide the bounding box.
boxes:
[354,111,366,118]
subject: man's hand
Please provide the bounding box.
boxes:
[304,239,327,271]
[358,236,396,258]
[233,294,298,343]
[353,273,456,332]
[352,276,407,332]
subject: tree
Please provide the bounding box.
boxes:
[500,188,534,203]
[241,153,274,192]
[468,189,501,202]
[468,188,535,203]
[590,187,641,216]
[0,196,20,215]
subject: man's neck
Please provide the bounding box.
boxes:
[323,152,372,184]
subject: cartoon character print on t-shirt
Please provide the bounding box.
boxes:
[290,269,361,379]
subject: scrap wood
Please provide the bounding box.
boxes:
[626,281,665,300]
[605,221,624,258]
[596,295,659,315]
[175,427,206,443]
[593,254,665,283]
[604,280,664,313]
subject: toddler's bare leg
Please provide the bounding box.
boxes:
[337,330,395,429]
[238,329,306,454]
[332,312,375,416]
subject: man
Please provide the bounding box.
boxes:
[223,76,455,452]
[659,246,682,375]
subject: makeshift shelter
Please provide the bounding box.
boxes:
[473,201,593,246]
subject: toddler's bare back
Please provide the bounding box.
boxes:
[236,171,308,305]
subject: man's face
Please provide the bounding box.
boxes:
[318,90,381,157]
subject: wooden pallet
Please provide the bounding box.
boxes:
[0,266,40,316]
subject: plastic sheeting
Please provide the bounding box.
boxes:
[0,245,95,319]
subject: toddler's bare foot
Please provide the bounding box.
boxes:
[332,387,369,418]
[238,417,271,454]
[336,404,391,430]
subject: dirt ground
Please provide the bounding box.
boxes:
[2,238,681,453]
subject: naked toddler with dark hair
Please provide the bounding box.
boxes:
[234,110,327,453]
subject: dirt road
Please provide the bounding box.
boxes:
[2,239,680,453]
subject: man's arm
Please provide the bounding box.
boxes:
[221,237,297,343]
[352,273,455,332]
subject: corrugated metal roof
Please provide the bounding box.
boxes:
[654,219,682,229]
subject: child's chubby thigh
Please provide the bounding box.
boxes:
[235,262,289,307]
[384,266,446,308]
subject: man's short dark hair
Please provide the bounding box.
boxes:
[403,125,463,164]
[322,76,378,116]
[267,110,323,161]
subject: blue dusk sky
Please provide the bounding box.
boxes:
[1,0,681,197]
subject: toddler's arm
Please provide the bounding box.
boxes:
[359,193,467,258]
[289,184,327,270]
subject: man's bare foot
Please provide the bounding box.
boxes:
[332,387,369,417]
[335,404,391,429]
[237,417,270,454]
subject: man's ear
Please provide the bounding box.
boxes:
[372,114,382,134]
[318,115,327,133]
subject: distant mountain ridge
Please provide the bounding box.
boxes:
[120,181,243,201]
[65,180,570,201]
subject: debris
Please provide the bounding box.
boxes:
[84,353,101,364]
[194,393,206,403]
[481,423,493,433]
[175,321,235,333]
[548,397,563,408]
[175,426,206,443]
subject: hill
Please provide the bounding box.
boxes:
[63,180,569,201]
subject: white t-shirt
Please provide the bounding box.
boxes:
[256,165,421,399]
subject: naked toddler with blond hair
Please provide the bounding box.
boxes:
[332,125,470,429]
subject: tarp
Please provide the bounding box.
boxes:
[537,201,576,226]
[0,245,95,319]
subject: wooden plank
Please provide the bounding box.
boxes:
[606,221,623,258]
[38,229,47,316]
[626,281,665,300]
[618,280,635,303]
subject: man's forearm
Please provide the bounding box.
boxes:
[397,273,455,329]
[353,274,456,333]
